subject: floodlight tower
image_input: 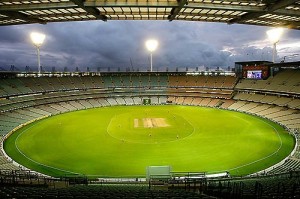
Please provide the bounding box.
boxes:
[30,32,46,74]
[266,28,284,63]
[145,39,158,72]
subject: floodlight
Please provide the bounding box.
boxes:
[266,28,284,63]
[145,39,158,52]
[30,32,46,47]
[30,32,46,74]
[266,28,284,44]
[145,39,158,72]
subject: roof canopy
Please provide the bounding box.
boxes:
[0,0,299,29]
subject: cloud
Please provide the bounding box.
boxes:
[0,21,299,71]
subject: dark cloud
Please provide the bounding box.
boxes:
[0,21,299,72]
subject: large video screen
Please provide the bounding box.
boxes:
[247,70,262,79]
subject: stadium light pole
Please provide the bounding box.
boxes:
[145,39,158,72]
[266,28,284,63]
[30,32,46,75]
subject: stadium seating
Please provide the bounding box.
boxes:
[204,171,300,199]
[236,69,300,93]
[0,70,299,198]
[226,69,300,177]
[0,184,216,199]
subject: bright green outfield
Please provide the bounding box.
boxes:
[4,105,295,178]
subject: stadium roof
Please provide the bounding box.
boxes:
[0,0,299,29]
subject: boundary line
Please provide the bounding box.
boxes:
[14,120,79,176]
[3,105,294,177]
[214,119,283,174]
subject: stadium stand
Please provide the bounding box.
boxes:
[233,69,300,131]
[0,183,217,199]
[167,74,236,100]
[158,96,167,104]
[226,69,300,181]
[0,69,300,198]
[235,69,300,94]
[204,171,300,199]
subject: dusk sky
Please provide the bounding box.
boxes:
[0,20,299,72]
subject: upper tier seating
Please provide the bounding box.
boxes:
[236,69,300,94]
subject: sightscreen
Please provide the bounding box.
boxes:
[146,166,171,180]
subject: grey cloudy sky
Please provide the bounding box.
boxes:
[0,20,299,72]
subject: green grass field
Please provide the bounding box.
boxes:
[4,105,295,178]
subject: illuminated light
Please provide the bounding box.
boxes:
[145,39,159,72]
[266,28,284,44]
[30,32,46,47]
[266,28,284,63]
[145,39,158,52]
[30,32,46,75]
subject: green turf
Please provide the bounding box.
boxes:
[4,105,295,178]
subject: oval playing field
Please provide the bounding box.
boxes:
[4,105,295,178]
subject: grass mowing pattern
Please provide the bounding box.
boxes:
[4,105,295,178]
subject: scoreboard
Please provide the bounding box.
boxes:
[235,61,272,80]
[242,65,269,79]
[143,98,151,105]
